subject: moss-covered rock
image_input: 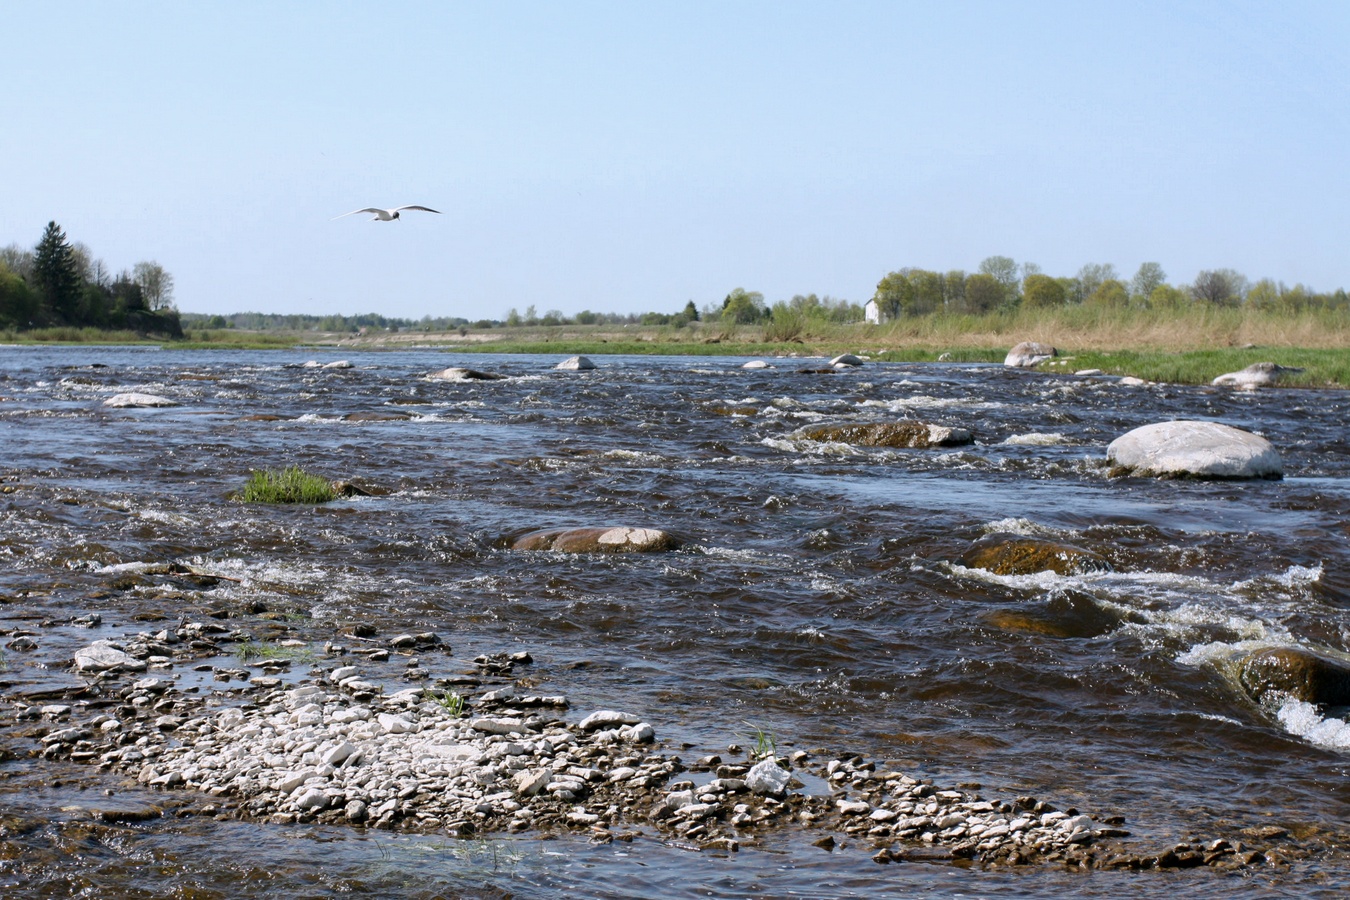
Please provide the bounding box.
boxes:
[800,422,973,448]
[1238,647,1350,707]
[960,533,1113,576]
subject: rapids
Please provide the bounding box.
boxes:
[2,346,1348,897]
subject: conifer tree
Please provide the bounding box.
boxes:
[32,221,81,325]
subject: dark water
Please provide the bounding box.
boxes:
[2,346,1348,898]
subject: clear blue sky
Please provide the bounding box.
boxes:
[5,1,1348,320]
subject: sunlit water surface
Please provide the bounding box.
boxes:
[2,347,1348,898]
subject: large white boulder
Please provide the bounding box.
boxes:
[1212,362,1304,388]
[104,392,177,408]
[555,356,597,371]
[1107,420,1282,479]
[1004,341,1057,368]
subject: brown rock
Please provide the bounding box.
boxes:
[510,527,682,553]
[1238,647,1350,707]
[800,422,973,449]
[960,534,1113,576]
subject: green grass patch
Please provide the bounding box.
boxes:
[1051,348,1350,387]
[742,722,778,761]
[431,689,466,718]
[238,467,338,504]
[236,640,317,664]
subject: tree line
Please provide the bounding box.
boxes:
[869,256,1350,320]
[0,221,182,335]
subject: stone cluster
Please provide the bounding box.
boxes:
[7,627,1301,872]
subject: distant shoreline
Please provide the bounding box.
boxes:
[5,309,1349,388]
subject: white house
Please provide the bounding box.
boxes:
[864,299,883,324]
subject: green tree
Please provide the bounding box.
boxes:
[1085,278,1130,308]
[978,255,1020,304]
[872,271,912,319]
[963,273,1003,314]
[0,267,38,327]
[32,221,82,325]
[505,307,521,326]
[1075,263,1118,302]
[1021,273,1066,309]
[1147,284,1189,309]
[1130,262,1166,303]
[682,300,699,322]
[943,270,967,310]
[721,288,766,324]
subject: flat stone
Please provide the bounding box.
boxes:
[800,422,973,449]
[73,642,146,672]
[578,710,641,731]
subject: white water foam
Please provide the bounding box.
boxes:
[1001,432,1070,446]
[1277,698,1350,750]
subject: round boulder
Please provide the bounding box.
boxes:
[800,421,973,449]
[1004,341,1058,368]
[960,533,1113,576]
[1238,647,1350,707]
[555,356,597,371]
[510,526,682,553]
[1106,420,1282,479]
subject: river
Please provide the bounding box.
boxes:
[1,346,1347,898]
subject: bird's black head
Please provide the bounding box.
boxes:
[392,211,401,220]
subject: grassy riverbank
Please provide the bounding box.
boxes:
[6,306,1348,386]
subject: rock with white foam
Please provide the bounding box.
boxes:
[104,392,177,408]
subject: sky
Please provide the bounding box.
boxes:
[4,1,1349,321]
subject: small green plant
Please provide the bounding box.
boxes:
[743,722,777,761]
[236,640,316,665]
[431,689,466,718]
[238,466,337,504]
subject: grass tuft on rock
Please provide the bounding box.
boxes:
[239,467,337,504]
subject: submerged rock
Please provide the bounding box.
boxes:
[1238,647,1350,707]
[1004,341,1058,368]
[104,392,177,408]
[428,367,506,382]
[742,360,771,369]
[1212,362,1305,388]
[960,534,1113,576]
[800,422,973,449]
[510,526,682,553]
[555,356,597,371]
[1106,421,1282,479]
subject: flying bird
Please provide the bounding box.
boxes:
[333,205,441,221]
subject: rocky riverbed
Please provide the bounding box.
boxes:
[3,618,1312,874]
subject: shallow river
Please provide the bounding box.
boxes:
[1,346,1348,898]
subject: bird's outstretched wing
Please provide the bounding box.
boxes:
[332,208,385,220]
[394,205,441,214]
